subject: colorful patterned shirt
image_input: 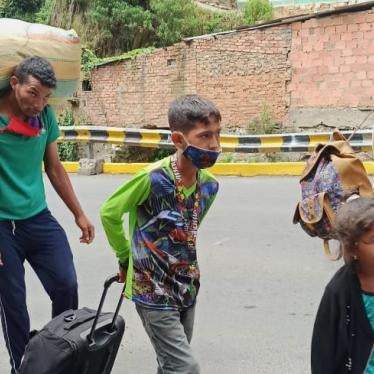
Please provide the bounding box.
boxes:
[100,156,219,310]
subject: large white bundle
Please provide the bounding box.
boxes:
[0,18,81,109]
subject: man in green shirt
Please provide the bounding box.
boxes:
[0,56,95,373]
[101,95,221,373]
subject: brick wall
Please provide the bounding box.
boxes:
[287,9,374,128]
[78,46,199,128]
[77,27,291,129]
[193,28,291,129]
[289,11,374,108]
[76,7,374,130]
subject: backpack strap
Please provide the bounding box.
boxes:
[347,110,373,142]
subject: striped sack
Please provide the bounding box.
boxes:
[0,18,81,110]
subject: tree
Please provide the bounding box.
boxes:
[243,0,273,26]
[150,0,197,46]
[35,0,54,24]
[0,0,43,18]
[3,0,265,57]
[88,0,153,55]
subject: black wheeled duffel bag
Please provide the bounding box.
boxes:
[19,274,125,374]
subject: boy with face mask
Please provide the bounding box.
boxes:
[100,95,221,373]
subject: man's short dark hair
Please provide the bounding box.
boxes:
[14,56,57,89]
[168,95,221,133]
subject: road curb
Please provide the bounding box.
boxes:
[61,161,374,176]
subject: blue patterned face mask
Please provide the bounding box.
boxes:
[183,144,221,169]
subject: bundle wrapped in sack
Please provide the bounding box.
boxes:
[0,18,81,110]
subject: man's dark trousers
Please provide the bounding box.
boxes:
[0,208,78,373]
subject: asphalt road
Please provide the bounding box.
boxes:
[0,174,341,374]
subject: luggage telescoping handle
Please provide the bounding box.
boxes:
[87,274,125,344]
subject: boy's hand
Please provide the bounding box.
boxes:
[118,265,127,283]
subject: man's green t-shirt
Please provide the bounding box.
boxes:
[0,105,60,220]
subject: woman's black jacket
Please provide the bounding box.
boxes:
[311,264,374,374]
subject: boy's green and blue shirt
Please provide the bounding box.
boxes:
[100,156,219,310]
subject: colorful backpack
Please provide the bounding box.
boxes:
[293,130,374,258]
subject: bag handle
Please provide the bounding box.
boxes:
[87,274,125,344]
[63,311,95,330]
[347,110,373,142]
[323,239,342,261]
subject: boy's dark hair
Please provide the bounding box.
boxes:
[14,56,57,89]
[335,197,374,261]
[168,95,221,133]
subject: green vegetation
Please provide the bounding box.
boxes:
[112,145,174,163]
[81,47,156,74]
[218,152,235,163]
[57,109,78,161]
[88,0,153,55]
[34,0,54,23]
[151,0,197,46]
[1,0,273,57]
[244,0,273,26]
[0,0,43,20]
[246,104,280,135]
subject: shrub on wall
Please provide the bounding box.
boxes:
[150,0,197,46]
[243,0,273,25]
[246,104,280,134]
[112,145,174,163]
[58,109,79,161]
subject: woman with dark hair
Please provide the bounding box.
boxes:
[312,196,374,374]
